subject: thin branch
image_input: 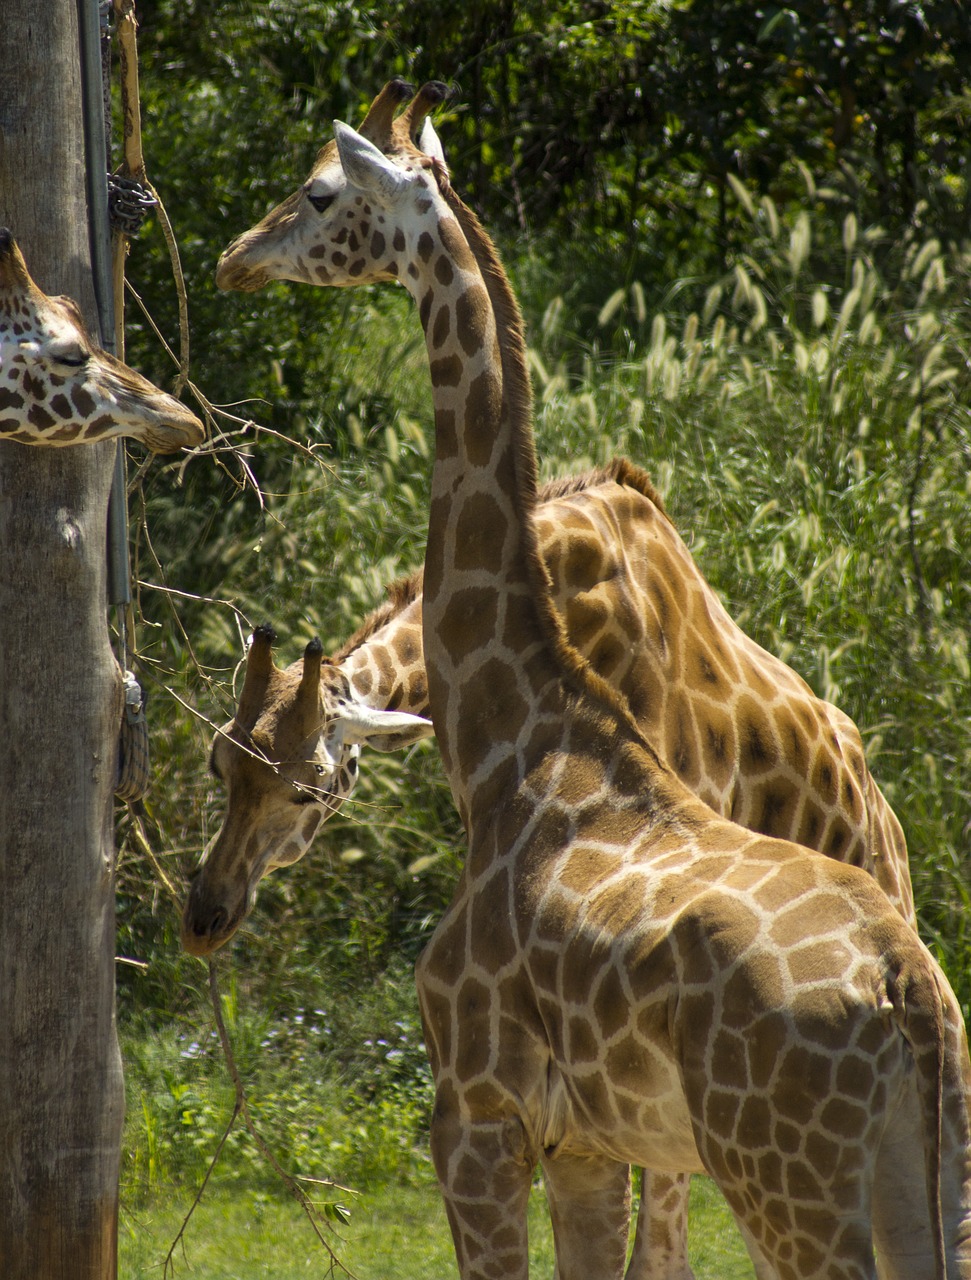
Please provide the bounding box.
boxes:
[206,960,356,1278]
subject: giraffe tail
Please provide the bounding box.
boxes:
[892,949,949,1280]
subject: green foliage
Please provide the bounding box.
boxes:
[121,964,434,1201]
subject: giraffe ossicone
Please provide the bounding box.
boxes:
[216,84,971,1280]
[0,228,203,452]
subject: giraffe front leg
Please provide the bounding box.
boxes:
[543,1149,631,1280]
[625,1170,695,1280]
[429,1091,535,1280]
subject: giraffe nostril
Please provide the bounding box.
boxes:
[207,908,228,938]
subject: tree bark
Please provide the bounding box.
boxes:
[0,3,125,1277]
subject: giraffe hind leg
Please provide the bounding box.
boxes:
[542,1149,630,1280]
[624,1169,696,1280]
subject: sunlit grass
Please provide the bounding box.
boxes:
[120,1175,754,1279]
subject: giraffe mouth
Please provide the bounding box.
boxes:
[214,251,269,293]
[142,413,206,453]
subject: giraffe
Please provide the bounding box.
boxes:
[0,227,203,451]
[208,84,936,1279]
[182,457,915,956]
[212,81,971,1278]
[186,621,432,950]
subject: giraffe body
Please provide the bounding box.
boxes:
[0,229,202,451]
[215,85,971,1278]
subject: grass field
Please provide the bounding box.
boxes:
[120,1174,755,1278]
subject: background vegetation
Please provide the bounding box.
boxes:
[111,0,969,1266]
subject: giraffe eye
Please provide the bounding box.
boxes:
[51,345,88,368]
[307,192,336,214]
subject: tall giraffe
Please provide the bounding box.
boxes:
[213,82,971,1279]
[183,458,914,955]
[0,228,203,451]
[210,86,932,1279]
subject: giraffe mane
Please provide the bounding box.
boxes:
[434,175,664,756]
[330,567,424,663]
[538,457,674,528]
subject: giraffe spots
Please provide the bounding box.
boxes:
[822,1096,871,1148]
[455,284,490,357]
[417,231,434,262]
[777,1045,833,1124]
[348,258,367,277]
[370,230,385,257]
[665,693,700,788]
[464,369,502,465]
[527,943,559,997]
[392,228,405,252]
[712,1028,749,1090]
[27,402,56,430]
[834,1054,875,1101]
[737,695,778,774]
[331,251,347,267]
[824,818,852,859]
[704,1088,742,1142]
[429,352,463,386]
[562,595,608,651]
[470,868,516,970]
[737,1094,773,1150]
[786,937,854,986]
[434,406,458,459]
[300,810,322,843]
[439,215,478,273]
[431,303,451,349]
[391,627,420,667]
[86,414,115,438]
[0,386,21,410]
[745,1011,790,1089]
[795,800,825,851]
[308,243,329,258]
[723,953,785,1028]
[755,783,797,839]
[439,585,499,661]
[812,753,838,806]
[435,254,454,287]
[347,230,361,252]
[592,965,630,1042]
[49,392,72,418]
[416,289,433,331]
[455,975,492,1080]
[453,492,509,574]
[586,878,645,938]
[588,632,627,681]
[604,1033,647,1092]
[455,657,529,772]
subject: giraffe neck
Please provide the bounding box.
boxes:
[399,177,649,825]
[396,180,553,817]
[336,588,430,716]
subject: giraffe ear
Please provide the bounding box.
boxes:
[417,118,447,170]
[333,121,411,200]
[335,696,434,752]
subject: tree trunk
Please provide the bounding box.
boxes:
[0,3,125,1277]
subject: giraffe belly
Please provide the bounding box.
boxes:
[541,1050,704,1175]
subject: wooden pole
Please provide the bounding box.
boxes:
[0,1,125,1275]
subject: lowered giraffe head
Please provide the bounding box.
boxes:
[216,80,451,294]
[0,228,203,451]
[181,623,431,956]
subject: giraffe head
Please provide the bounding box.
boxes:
[0,228,203,451]
[180,624,431,956]
[215,80,451,294]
